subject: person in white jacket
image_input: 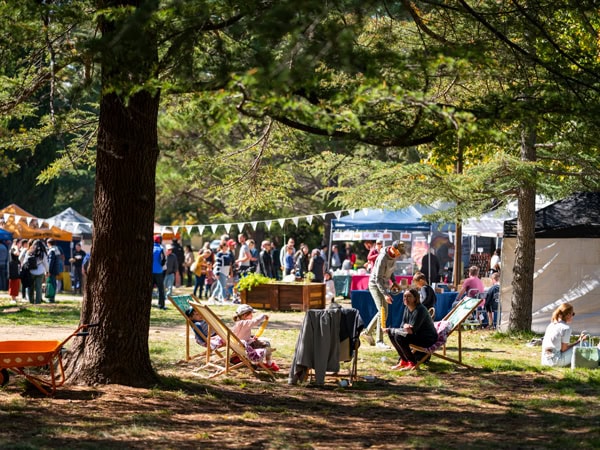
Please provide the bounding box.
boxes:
[26,239,49,304]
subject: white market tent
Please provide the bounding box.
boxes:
[499,192,600,335]
[462,197,551,238]
[46,207,93,240]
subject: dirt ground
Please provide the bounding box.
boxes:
[1,322,599,449]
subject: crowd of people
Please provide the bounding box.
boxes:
[151,233,339,308]
[0,237,88,304]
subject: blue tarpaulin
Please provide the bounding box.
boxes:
[332,204,451,232]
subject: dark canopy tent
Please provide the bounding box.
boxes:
[503,191,600,238]
[500,192,600,334]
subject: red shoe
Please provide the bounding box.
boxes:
[401,361,417,371]
[268,361,280,372]
[390,360,410,370]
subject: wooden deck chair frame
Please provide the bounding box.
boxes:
[168,294,223,363]
[188,301,274,380]
[410,296,481,370]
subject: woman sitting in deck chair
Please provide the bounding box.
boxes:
[384,288,438,371]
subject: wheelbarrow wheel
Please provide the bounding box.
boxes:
[0,369,9,387]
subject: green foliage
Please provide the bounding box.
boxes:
[235,272,272,292]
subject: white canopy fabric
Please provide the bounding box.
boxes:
[462,197,552,237]
[46,207,93,239]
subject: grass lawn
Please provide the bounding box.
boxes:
[1,290,599,449]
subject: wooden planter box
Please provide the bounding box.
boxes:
[240,282,325,311]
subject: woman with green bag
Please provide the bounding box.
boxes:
[541,303,588,367]
[45,239,61,303]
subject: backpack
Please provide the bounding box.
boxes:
[26,254,38,271]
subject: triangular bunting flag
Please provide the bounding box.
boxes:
[278,218,286,227]
[334,211,342,219]
[198,225,205,235]
[265,220,272,230]
[306,215,313,225]
[224,223,231,233]
[292,217,299,226]
[211,224,219,233]
[250,221,258,230]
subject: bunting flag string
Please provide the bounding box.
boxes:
[1,208,359,238]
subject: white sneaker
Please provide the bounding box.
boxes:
[376,342,391,350]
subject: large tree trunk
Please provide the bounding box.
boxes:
[508,122,537,332]
[66,0,160,386]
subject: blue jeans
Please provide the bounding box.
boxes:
[194,274,206,297]
[164,273,175,297]
[213,272,228,301]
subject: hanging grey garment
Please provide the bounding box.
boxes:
[288,309,341,385]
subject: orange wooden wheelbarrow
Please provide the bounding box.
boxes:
[0,323,98,396]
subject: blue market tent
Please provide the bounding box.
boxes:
[332,204,452,232]
[0,228,12,241]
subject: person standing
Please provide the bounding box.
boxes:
[420,248,441,285]
[308,248,325,282]
[18,239,30,300]
[284,244,295,276]
[256,240,275,279]
[294,244,310,278]
[413,272,436,310]
[366,239,383,272]
[484,272,501,329]
[171,238,185,287]
[489,248,501,275]
[46,239,61,303]
[212,242,229,302]
[236,233,252,275]
[362,240,405,349]
[0,239,8,291]
[192,248,210,298]
[70,242,86,295]
[8,248,21,303]
[152,235,167,309]
[164,244,178,298]
[330,244,342,271]
[184,245,195,287]
[26,239,49,304]
[280,237,295,275]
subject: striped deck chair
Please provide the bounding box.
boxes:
[187,301,274,380]
[409,296,482,370]
[168,294,223,364]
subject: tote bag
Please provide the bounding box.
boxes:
[571,335,599,369]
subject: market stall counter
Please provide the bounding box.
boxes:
[350,290,458,326]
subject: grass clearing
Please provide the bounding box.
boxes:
[1,291,599,448]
